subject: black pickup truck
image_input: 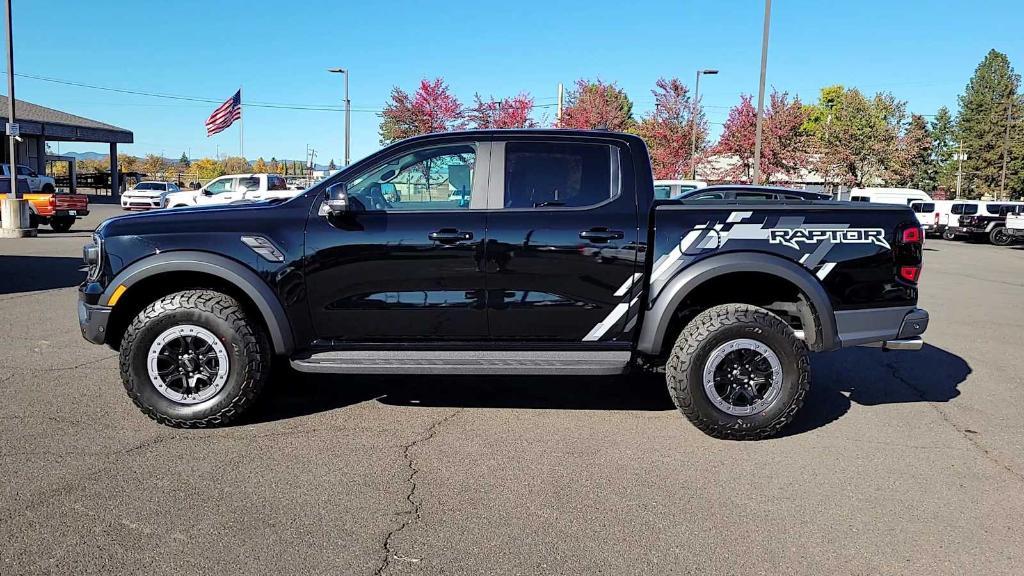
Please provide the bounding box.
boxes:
[78,129,929,439]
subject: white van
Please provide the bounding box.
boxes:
[909,199,955,237]
[848,187,932,206]
[654,180,708,200]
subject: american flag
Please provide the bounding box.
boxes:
[205,90,242,136]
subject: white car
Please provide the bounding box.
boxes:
[165,173,297,208]
[120,181,181,210]
[654,179,708,200]
[1006,205,1024,240]
[0,164,56,193]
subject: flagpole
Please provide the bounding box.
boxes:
[239,86,244,159]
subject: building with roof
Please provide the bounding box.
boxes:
[0,96,133,192]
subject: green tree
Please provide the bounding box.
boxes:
[813,87,906,188]
[179,152,190,168]
[328,158,337,170]
[956,49,1022,199]
[930,107,958,193]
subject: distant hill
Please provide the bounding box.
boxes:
[60,151,108,161]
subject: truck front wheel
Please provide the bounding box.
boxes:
[119,290,270,427]
[666,304,809,440]
[989,226,1013,246]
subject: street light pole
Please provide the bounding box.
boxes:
[0,0,34,238]
[751,0,772,185]
[691,69,718,179]
[327,68,351,166]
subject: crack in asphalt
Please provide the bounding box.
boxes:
[44,354,119,372]
[374,409,461,576]
[884,357,1024,484]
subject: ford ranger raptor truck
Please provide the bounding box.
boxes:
[78,130,929,439]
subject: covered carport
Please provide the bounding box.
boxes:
[0,96,133,193]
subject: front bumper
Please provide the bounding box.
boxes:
[835,306,929,349]
[78,294,111,345]
[121,196,163,209]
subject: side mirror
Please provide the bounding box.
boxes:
[201,189,213,196]
[318,183,350,216]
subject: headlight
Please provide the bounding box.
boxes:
[83,233,103,282]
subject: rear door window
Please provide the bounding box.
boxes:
[911,202,935,213]
[503,142,618,208]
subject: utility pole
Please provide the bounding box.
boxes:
[0,0,35,238]
[327,68,351,166]
[956,140,965,199]
[1000,94,1013,200]
[691,69,718,179]
[751,0,772,185]
[556,83,564,125]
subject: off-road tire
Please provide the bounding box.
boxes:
[989,226,1012,246]
[666,304,809,440]
[942,228,956,241]
[119,290,270,428]
[50,216,74,233]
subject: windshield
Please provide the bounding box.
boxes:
[134,182,165,191]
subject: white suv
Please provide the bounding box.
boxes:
[165,173,297,208]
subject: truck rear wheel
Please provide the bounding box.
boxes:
[50,216,74,233]
[666,304,809,440]
[119,290,270,428]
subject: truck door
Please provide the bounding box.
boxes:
[304,139,489,342]
[482,138,640,345]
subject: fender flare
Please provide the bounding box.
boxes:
[636,252,838,355]
[101,251,294,354]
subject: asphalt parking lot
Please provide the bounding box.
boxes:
[2,199,1023,575]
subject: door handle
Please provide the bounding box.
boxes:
[579,228,624,243]
[428,229,474,243]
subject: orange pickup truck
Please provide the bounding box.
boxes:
[0,191,90,232]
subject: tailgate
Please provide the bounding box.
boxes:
[55,194,89,211]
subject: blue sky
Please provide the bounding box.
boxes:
[12,0,1024,164]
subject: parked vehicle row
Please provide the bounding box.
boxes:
[121,173,301,211]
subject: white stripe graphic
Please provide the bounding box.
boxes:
[727,211,754,223]
[614,273,643,297]
[816,262,836,280]
[799,254,810,265]
[582,302,631,341]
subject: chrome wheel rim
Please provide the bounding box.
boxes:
[702,338,783,416]
[147,325,229,404]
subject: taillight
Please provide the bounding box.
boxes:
[48,195,56,207]
[901,226,922,244]
[934,213,939,225]
[899,265,921,282]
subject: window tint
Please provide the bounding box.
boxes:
[688,192,725,201]
[346,144,476,211]
[986,204,1008,214]
[735,192,777,200]
[962,204,979,215]
[504,142,616,208]
[654,185,672,200]
[851,196,869,202]
[205,178,234,194]
[16,166,34,176]
[911,202,935,213]
[268,175,288,191]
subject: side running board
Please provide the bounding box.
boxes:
[290,350,632,375]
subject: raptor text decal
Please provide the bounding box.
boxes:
[768,228,890,250]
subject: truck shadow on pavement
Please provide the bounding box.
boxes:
[0,255,86,294]
[250,344,971,438]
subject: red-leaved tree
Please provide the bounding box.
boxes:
[558,79,634,131]
[635,78,708,179]
[379,78,463,144]
[713,90,809,183]
[466,93,538,129]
